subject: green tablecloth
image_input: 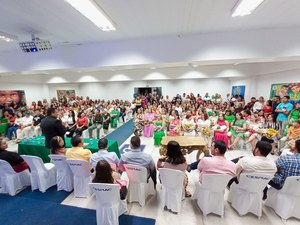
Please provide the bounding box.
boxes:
[18,136,120,163]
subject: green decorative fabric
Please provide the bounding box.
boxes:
[18,136,120,163]
[110,110,120,128]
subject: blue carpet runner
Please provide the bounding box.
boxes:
[0,194,156,225]
[16,185,71,203]
[106,119,134,147]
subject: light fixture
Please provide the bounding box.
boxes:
[232,0,265,17]
[150,67,156,70]
[0,31,18,42]
[65,0,116,31]
[192,64,199,68]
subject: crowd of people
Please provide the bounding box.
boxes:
[133,93,300,155]
[0,91,300,203]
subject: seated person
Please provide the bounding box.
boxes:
[198,140,236,182]
[118,136,157,189]
[50,136,66,155]
[17,111,33,139]
[90,138,119,170]
[264,139,300,199]
[92,160,127,200]
[157,140,191,197]
[279,120,300,152]
[65,135,91,161]
[228,141,277,188]
[0,137,30,172]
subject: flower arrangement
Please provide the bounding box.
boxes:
[202,126,212,137]
[265,128,278,139]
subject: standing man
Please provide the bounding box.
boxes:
[271,96,281,121]
[40,108,66,148]
[275,96,294,136]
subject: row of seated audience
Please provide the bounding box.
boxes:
[2,132,299,202]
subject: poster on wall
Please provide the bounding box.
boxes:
[270,83,300,101]
[56,90,76,100]
[0,90,26,106]
[231,85,246,98]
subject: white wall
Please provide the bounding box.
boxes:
[79,78,230,101]
[231,69,300,102]
[0,83,48,104]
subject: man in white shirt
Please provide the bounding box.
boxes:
[236,141,276,177]
[228,141,277,188]
[90,138,119,169]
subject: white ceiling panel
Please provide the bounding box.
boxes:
[0,0,300,51]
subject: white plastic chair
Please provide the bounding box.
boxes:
[89,183,127,225]
[159,168,185,213]
[0,159,31,196]
[67,159,92,197]
[194,174,232,217]
[227,173,272,219]
[124,164,155,207]
[265,176,300,220]
[49,155,74,192]
[21,155,56,193]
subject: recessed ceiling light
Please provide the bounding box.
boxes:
[192,64,199,68]
[150,67,156,70]
[232,0,264,17]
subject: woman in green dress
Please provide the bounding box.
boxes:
[154,115,165,146]
[228,112,247,149]
[110,105,120,129]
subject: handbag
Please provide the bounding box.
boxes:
[116,179,128,200]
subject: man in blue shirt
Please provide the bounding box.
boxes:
[119,136,157,188]
[90,138,119,169]
[275,95,293,136]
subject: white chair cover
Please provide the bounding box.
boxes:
[49,154,74,192]
[90,183,127,225]
[21,155,56,193]
[194,174,232,217]
[67,159,91,197]
[227,173,272,218]
[0,159,31,196]
[159,168,185,213]
[265,176,300,220]
[124,164,155,207]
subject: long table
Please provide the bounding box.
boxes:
[18,136,120,163]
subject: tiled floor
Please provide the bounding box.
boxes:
[6,132,300,225]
